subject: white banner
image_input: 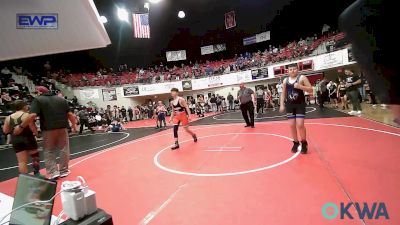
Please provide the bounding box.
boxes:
[79,89,100,100]
[213,43,226,52]
[314,50,344,71]
[191,70,252,90]
[256,31,270,43]
[166,50,187,62]
[236,70,253,83]
[200,45,214,55]
[132,81,183,96]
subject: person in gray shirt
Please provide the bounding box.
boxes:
[237,83,255,128]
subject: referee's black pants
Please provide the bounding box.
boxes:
[256,98,264,113]
[79,119,90,134]
[240,101,255,126]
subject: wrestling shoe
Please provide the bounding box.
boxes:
[193,134,198,142]
[300,141,308,154]
[291,141,300,153]
[171,142,180,150]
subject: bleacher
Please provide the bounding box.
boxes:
[55,32,346,88]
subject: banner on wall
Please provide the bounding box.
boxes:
[191,70,252,90]
[213,43,226,53]
[182,80,192,91]
[137,81,183,96]
[123,86,140,96]
[236,70,253,83]
[80,89,99,100]
[251,67,269,80]
[102,88,117,101]
[256,31,270,43]
[201,43,226,55]
[224,11,236,29]
[166,50,186,62]
[244,31,270,46]
[200,45,214,55]
[313,50,344,71]
[243,36,256,46]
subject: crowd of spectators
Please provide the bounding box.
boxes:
[0,30,348,139]
[52,31,345,88]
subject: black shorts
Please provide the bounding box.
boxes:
[339,91,346,97]
[285,103,306,119]
[12,136,38,153]
[330,94,338,100]
[158,113,166,121]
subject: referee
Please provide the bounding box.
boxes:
[237,83,255,128]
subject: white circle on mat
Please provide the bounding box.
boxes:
[154,133,300,177]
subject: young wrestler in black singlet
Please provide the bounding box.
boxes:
[280,64,313,154]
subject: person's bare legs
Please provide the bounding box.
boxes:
[16,151,29,174]
[296,117,308,154]
[183,126,194,136]
[289,118,300,153]
[289,119,298,141]
[344,95,349,109]
[296,118,306,141]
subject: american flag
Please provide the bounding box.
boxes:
[132,13,150,38]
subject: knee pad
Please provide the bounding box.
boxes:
[173,125,179,138]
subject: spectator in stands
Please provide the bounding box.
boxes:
[227,93,234,111]
[127,106,133,121]
[77,107,90,135]
[338,79,349,110]
[216,95,223,112]
[134,106,141,120]
[120,106,127,122]
[72,96,78,106]
[18,86,77,179]
[43,61,51,74]
[327,81,339,108]
[111,105,119,120]
[1,67,11,76]
[358,74,366,101]
[344,69,362,115]
[364,80,377,107]
[1,91,12,105]
[276,80,283,100]
[209,94,217,112]
[317,76,329,109]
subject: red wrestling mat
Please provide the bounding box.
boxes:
[1,117,399,225]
